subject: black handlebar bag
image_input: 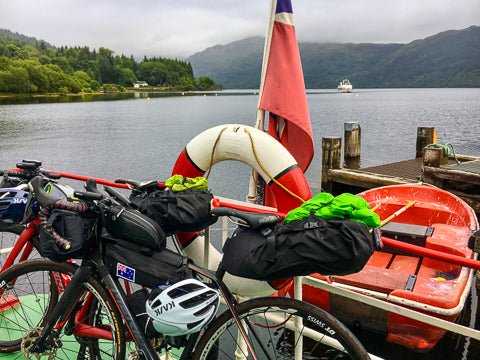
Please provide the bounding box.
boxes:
[39,209,97,262]
[221,213,374,281]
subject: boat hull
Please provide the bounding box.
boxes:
[297,183,478,351]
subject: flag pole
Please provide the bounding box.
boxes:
[254,0,277,130]
[247,0,278,204]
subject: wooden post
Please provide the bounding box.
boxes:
[344,122,361,169]
[416,127,436,158]
[344,122,361,158]
[423,146,448,167]
[322,137,342,190]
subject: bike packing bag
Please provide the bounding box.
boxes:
[39,209,97,262]
[104,205,166,251]
[221,213,374,281]
[131,188,217,235]
[104,239,192,288]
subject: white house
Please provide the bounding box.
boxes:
[133,81,148,88]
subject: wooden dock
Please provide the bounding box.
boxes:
[319,125,480,215]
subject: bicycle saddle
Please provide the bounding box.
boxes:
[211,207,282,230]
[115,178,160,192]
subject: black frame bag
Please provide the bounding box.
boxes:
[221,214,374,281]
[104,239,192,288]
[39,209,97,262]
[132,188,217,235]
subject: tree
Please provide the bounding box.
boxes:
[197,76,215,90]
[97,47,115,83]
[112,66,137,87]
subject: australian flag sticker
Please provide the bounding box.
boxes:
[117,262,135,282]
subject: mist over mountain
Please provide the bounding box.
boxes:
[187,26,480,89]
[0,29,55,49]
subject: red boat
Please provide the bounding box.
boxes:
[300,183,479,352]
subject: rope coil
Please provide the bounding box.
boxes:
[425,142,460,165]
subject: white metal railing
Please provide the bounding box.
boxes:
[295,274,480,341]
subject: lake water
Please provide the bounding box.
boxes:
[1,88,480,359]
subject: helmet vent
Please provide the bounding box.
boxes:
[180,290,216,309]
[194,303,215,317]
[168,283,203,299]
[187,319,204,330]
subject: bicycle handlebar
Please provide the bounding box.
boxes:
[0,168,61,180]
[1,159,62,181]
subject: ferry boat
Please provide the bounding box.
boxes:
[337,79,353,93]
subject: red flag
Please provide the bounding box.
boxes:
[258,0,313,172]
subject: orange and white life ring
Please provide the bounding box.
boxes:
[172,124,311,297]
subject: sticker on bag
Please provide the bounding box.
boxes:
[117,262,135,282]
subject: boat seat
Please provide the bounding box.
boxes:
[425,223,473,258]
[332,265,414,294]
[380,222,434,256]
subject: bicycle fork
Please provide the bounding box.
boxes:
[29,262,95,354]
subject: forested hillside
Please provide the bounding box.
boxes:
[188,26,480,89]
[0,29,217,94]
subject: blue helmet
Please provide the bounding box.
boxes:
[0,186,39,226]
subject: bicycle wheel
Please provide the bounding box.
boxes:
[0,259,126,359]
[193,296,370,360]
[0,226,42,269]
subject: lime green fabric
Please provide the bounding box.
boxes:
[285,192,381,227]
[284,192,334,223]
[166,175,208,192]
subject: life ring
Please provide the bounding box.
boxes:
[172,124,311,297]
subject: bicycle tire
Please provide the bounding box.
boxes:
[193,296,370,360]
[0,226,43,269]
[0,259,126,359]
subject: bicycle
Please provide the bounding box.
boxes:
[0,175,370,359]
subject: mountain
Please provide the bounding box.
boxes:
[187,26,480,89]
[0,29,55,49]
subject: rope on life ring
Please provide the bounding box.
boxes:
[171,124,311,297]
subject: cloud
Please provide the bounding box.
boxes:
[1,0,478,59]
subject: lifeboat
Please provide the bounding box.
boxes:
[299,183,478,351]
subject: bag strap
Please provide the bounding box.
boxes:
[277,212,328,235]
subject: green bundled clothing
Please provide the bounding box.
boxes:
[165,175,208,192]
[284,192,381,228]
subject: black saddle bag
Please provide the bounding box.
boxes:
[221,214,374,281]
[131,188,217,235]
[103,205,166,251]
[39,209,97,262]
[104,239,192,288]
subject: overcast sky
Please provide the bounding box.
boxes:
[2,0,478,59]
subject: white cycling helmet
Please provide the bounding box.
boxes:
[146,279,220,336]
